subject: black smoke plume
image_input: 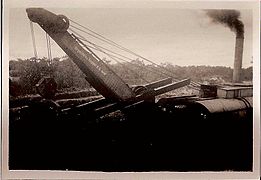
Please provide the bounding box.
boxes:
[205,10,244,38]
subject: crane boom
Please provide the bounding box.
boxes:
[26,8,135,101]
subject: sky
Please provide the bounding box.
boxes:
[9,7,253,68]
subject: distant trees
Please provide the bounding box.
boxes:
[9,56,253,96]
[241,67,253,81]
[51,57,90,90]
[110,58,164,85]
[9,57,90,95]
[10,57,54,94]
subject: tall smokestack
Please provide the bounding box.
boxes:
[233,33,244,83]
[205,10,244,83]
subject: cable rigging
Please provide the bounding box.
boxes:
[71,31,150,84]
[69,29,175,80]
[69,28,171,81]
[69,19,200,87]
[69,24,177,78]
[30,16,200,90]
[68,20,200,89]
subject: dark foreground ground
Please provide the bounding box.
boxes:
[9,99,253,171]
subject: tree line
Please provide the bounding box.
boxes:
[9,56,252,96]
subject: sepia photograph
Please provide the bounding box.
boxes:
[2,0,260,179]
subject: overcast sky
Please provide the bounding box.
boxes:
[9,7,252,67]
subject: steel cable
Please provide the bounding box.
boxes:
[29,21,38,59]
[69,28,172,79]
[68,20,201,88]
